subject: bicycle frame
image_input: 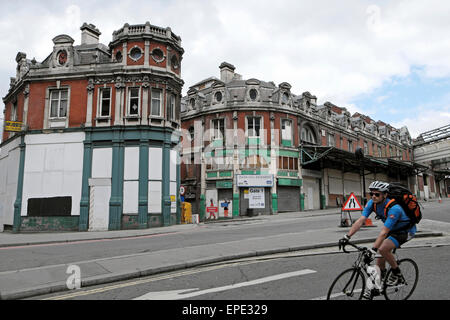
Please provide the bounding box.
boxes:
[344,247,372,297]
[342,267,365,298]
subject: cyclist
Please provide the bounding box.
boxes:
[339,181,416,298]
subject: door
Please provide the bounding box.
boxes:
[307,187,314,210]
[303,177,320,210]
[240,187,271,216]
[424,186,430,200]
[89,181,111,231]
[89,148,112,231]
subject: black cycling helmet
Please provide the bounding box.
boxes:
[368,181,389,192]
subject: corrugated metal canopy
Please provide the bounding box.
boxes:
[414,123,450,146]
[300,145,427,176]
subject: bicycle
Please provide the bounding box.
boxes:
[327,241,419,300]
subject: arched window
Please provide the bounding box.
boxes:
[188,126,195,140]
[301,125,317,144]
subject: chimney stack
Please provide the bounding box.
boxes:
[80,23,101,45]
[219,62,235,83]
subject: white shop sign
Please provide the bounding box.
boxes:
[236,174,274,187]
[249,187,265,209]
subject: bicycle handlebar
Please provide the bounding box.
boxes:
[341,241,368,253]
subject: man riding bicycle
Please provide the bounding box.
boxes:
[339,181,416,298]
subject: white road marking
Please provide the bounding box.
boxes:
[311,289,363,300]
[134,269,316,300]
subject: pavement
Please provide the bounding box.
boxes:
[0,200,448,300]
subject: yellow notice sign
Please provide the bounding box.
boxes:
[4,121,22,132]
[170,195,176,202]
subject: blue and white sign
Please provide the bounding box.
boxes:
[236,174,274,187]
[249,188,265,208]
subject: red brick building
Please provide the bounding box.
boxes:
[180,63,421,218]
[1,22,184,232]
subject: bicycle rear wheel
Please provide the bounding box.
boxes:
[327,268,365,300]
[383,258,419,300]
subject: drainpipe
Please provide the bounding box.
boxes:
[13,134,26,233]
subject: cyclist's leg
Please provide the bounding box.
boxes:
[378,238,398,269]
[375,256,386,274]
[380,232,408,269]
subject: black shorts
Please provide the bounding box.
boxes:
[387,231,413,248]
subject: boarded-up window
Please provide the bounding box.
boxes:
[27,197,72,216]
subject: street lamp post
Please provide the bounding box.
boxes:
[355,147,367,206]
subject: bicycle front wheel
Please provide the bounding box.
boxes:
[327,268,366,300]
[383,258,419,300]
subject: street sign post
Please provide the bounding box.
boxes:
[342,193,363,211]
[340,193,363,227]
[206,206,218,219]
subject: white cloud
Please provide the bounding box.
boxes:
[376,95,390,103]
[392,98,450,138]
[65,5,82,32]
[394,112,450,139]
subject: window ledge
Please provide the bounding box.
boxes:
[124,115,141,120]
[95,116,111,121]
[48,118,67,128]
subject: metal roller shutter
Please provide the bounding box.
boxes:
[277,186,300,212]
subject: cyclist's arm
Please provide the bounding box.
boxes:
[347,200,373,238]
[347,215,367,238]
[373,226,390,249]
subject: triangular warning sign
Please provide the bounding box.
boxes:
[342,192,363,211]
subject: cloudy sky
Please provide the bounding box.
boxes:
[1,0,450,138]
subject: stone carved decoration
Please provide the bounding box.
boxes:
[15,52,30,81]
[188,98,195,111]
[114,76,125,89]
[23,84,30,97]
[316,105,329,120]
[87,78,95,92]
[142,76,150,88]
[378,126,388,138]
[391,130,399,141]
[94,77,114,84]
[351,117,363,131]
[333,114,347,127]
[9,77,16,90]
[365,122,377,135]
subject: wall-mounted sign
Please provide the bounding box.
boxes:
[236,174,274,187]
[249,187,265,208]
[170,195,176,211]
[4,121,22,132]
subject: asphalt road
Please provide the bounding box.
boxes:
[29,242,450,300]
[0,214,344,272]
[1,199,448,302]
[2,200,447,273]
[419,200,450,223]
